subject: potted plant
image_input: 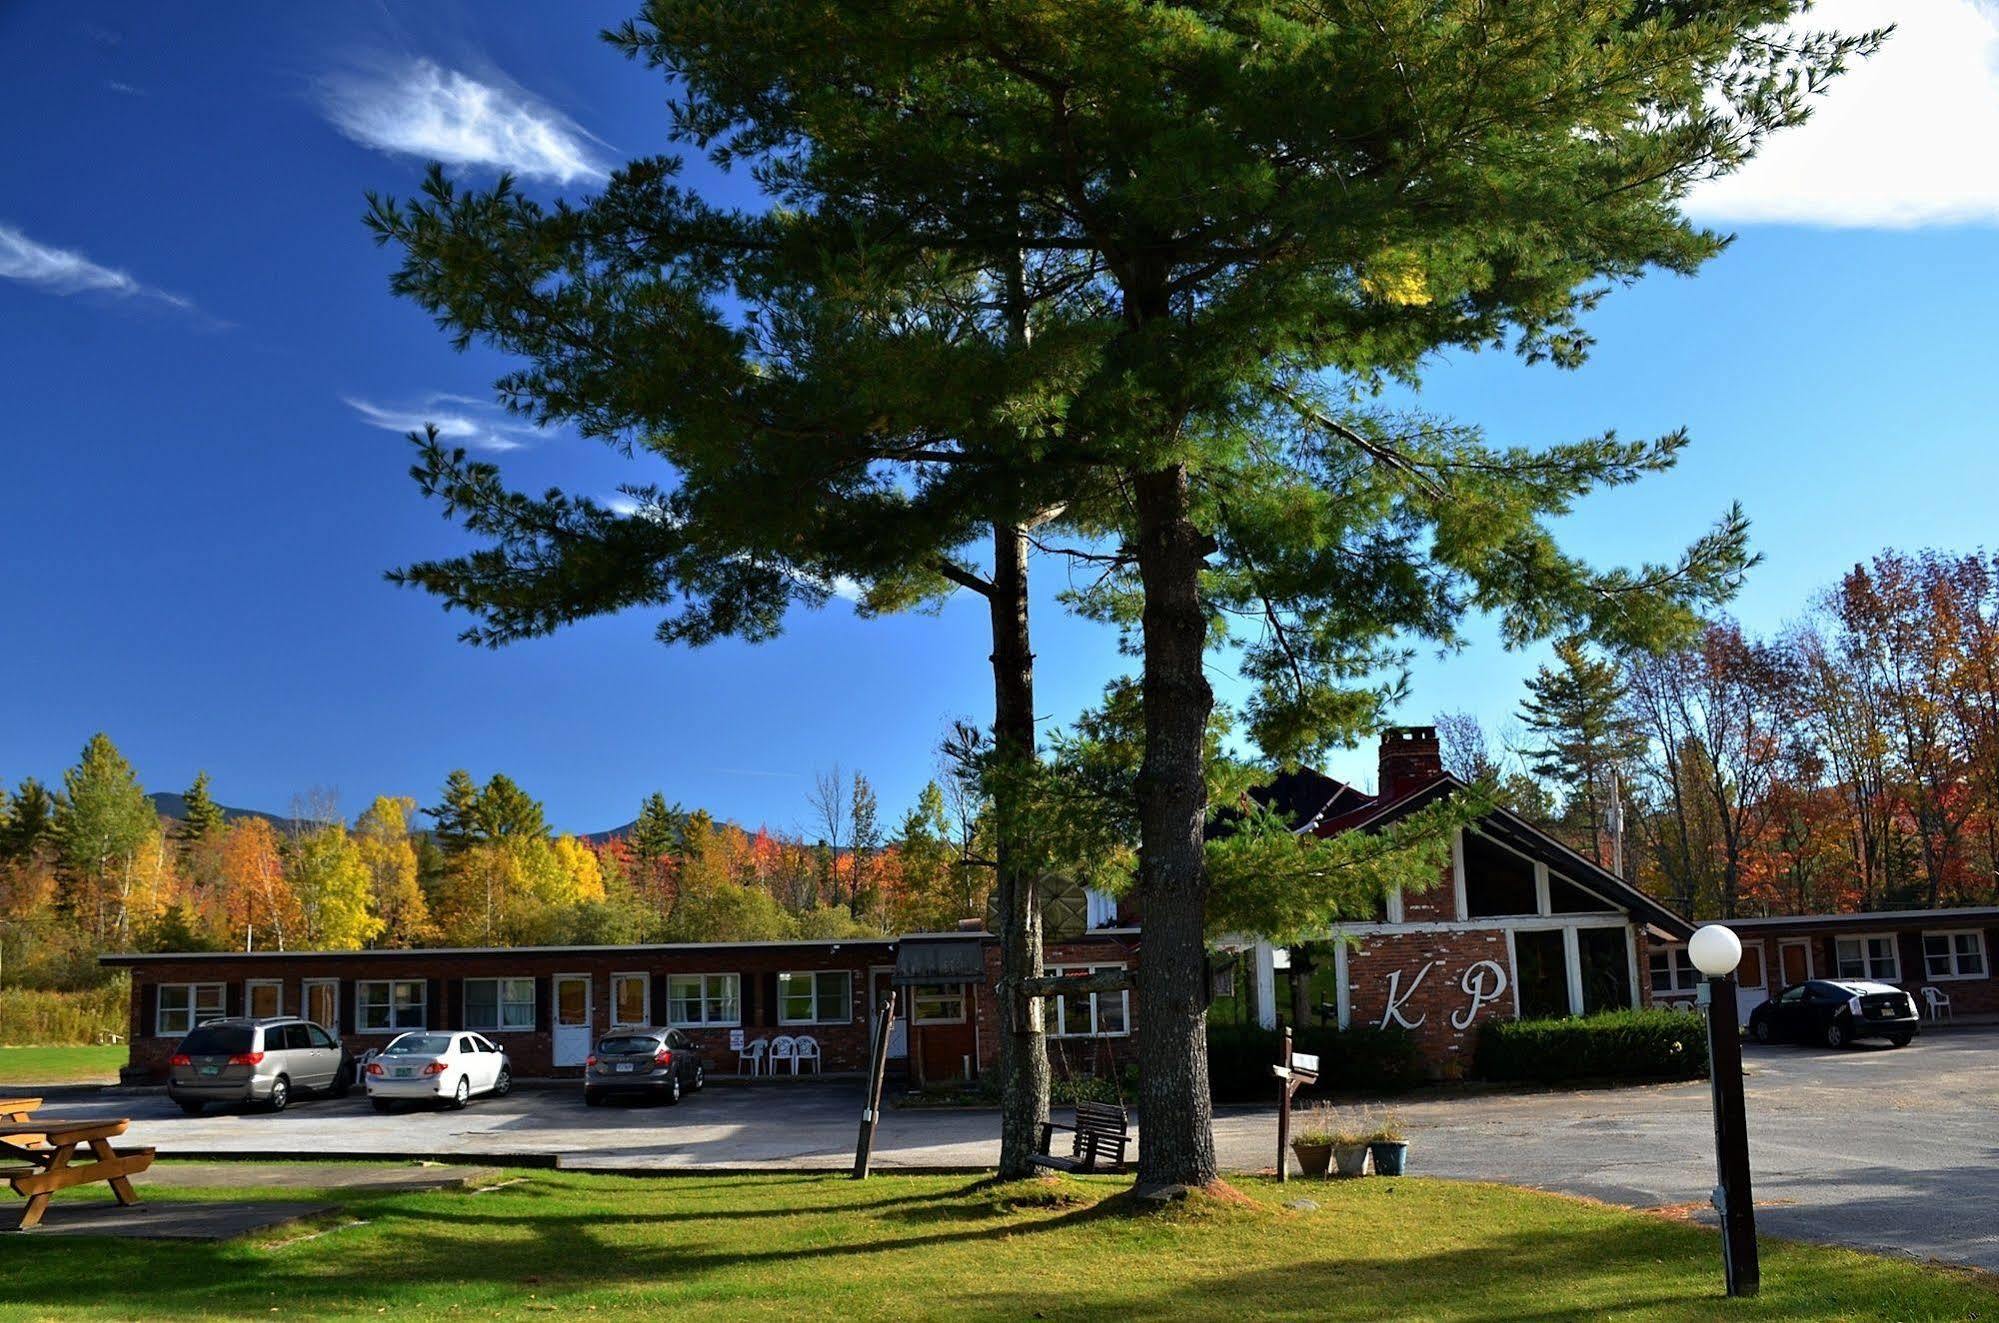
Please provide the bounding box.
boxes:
[1367,1115,1409,1176]
[1331,1125,1372,1178]
[1289,1106,1337,1178]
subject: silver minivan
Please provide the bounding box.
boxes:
[168,1016,355,1115]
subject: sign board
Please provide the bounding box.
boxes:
[1291,1052,1320,1075]
[729,1029,745,1052]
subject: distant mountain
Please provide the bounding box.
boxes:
[148,792,297,831]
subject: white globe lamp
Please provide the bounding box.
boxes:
[1688,924,1742,978]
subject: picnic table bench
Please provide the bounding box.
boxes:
[0,1111,154,1231]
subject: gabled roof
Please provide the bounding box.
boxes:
[1274,768,1696,940]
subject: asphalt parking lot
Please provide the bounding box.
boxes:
[31,1026,1999,1271]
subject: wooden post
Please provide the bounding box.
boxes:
[1276,1027,1294,1182]
[853,991,897,1180]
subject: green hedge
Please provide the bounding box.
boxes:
[1207,1022,1423,1100]
[1474,1009,1708,1084]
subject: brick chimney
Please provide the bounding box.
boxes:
[1377,726,1443,801]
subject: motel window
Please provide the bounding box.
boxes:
[463,978,536,1032]
[1461,832,1539,918]
[1835,934,1900,982]
[1085,887,1119,929]
[1923,931,1988,981]
[1049,965,1129,1039]
[245,980,283,1019]
[910,983,967,1025]
[1578,928,1634,1015]
[1547,872,1616,915]
[155,983,226,1037]
[356,980,428,1032]
[1513,931,1570,1019]
[1649,945,1699,996]
[667,973,740,1027]
[611,973,650,1026]
[779,971,853,1025]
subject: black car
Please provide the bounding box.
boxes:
[1748,979,1920,1049]
[583,1028,706,1105]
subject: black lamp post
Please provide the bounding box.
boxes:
[1689,922,1759,1298]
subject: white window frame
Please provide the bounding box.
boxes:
[1454,829,1619,923]
[1048,964,1130,1039]
[666,973,740,1028]
[301,978,340,1034]
[778,970,853,1025]
[244,979,284,1020]
[1649,944,1700,996]
[910,982,968,1025]
[155,982,227,1037]
[610,972,652,1027]
[1921,929,1989,982]
[1084,887,1119,930]
[356,979,428,1033]
[462,977,537,1033]
[1834,933,1901,982]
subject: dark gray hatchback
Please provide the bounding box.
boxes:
[167,1017,355,1114]
[583,1028,705,1106]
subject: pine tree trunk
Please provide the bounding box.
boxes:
[990,520,1051,1180]
[1132,462,1218,1193]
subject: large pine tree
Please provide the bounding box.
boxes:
[368,0,1876,1190]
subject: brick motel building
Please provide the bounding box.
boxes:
[103,728,1999,1086]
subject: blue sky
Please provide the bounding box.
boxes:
[4,1,1997,836]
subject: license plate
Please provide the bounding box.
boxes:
[199,1065,220,1077]
[396,1067,413,1078]
[616,1063,634,1073]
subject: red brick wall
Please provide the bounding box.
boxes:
[970,933,1141,1077]
[118,942,895,1081]
[1343,929,1515,1080]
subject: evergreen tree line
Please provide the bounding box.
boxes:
[1448,548,1999,920]
[0,741,992,990]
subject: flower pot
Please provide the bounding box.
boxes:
[1332,1142,1372,1178]
[1369,1140,1409,1176]
[1290,1140,1334,1178]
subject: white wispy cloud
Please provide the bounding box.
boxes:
[343,393,541,453]
[0,222,193,309]
[319,56,609,185]
[1689,0,1999,227]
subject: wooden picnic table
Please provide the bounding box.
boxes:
[0,1115,155,1231]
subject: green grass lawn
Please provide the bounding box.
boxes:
[0,1169,1990,1320]
[0,1044,125,1084]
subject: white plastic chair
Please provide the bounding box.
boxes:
[1923,985,1953,1021]
[737,1038,767,1077]
[769,1035,798,1075]
[793,1035,821,1075]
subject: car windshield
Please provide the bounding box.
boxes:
[180,1025,254,1056]
[597,1036,661,1055]
[383,1035,454,1056]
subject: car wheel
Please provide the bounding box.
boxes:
[1824,1020,1848,1049]
[692,1063,704,1093]
[451,1076,471,1110]
[176,1099,205,1117]
[494,1066,512,1097]
[267,1076,291,1113]
[1752,1019,1772,1044]
[584,1089,605,1107]
[1888,1034,1913,1048]
[371,1098,395,1114]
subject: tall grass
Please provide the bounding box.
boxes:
[0,981,128,1046]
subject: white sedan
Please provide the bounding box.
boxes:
[365,1031,513,1111]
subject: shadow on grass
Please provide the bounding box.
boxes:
[0,1175,1986,1320]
